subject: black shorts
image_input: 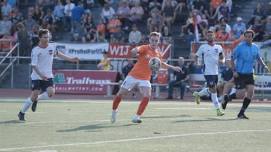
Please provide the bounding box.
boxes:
[234,73,254,89]
[204,75,218,88]
[31,78,54,92]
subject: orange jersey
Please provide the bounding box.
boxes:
[128,45,162,80]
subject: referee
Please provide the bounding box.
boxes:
[228,30,269,119]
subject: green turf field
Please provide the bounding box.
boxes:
[0,99,271,152]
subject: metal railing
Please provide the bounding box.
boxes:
[0,43,19,88]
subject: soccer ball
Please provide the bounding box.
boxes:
[148,57,161,71]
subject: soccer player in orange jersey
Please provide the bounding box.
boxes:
[111,32,181,123]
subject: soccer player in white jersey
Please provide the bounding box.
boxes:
[18,29,79,121]
[194,30,225,116]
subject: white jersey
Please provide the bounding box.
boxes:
[196,43,223,75]
[31,44,56,80]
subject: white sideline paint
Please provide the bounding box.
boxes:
[0,129,271,151]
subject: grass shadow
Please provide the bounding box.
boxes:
[56,122,139,132]
[173,117,237,123]
[143,114,191,119]
[0,120,24,124]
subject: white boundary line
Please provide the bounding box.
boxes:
[0,129,271,151]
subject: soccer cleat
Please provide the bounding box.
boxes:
[18,112,25,121]
[193,92,201,104]
[216,109,224,116]
[111,110,117,123]
[237,114,249,119]
[132,116,142,123]
[31,101,38,112]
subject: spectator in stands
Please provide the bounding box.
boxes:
[180,13,194,36]
[216,17,231,34]
[129,1,144,23]
[16,22,31,56]
[97,51,111,70]
[264,16,271,39]
[173,1,189,25]
[82,12,97,42]
[97,32,107,42]
[166,57,189,100]
[116,0,131,30]
[24,12,37,35]
[192,0,208,13]
[101,3,115,23]
[211,0,222,10]
[249,16,265,41]
[0,15,12,38]
[71,23,84,42]
[161,0,175,32]
[30,24,39,48]
[10,6,23,24]
[41,9,56,40]
[1,0,12,17]
[43,9,54,26]
[71,1,85,33]
[225,0,232,13]
[64,0,75,32]
[253,3,265,17]
[215,24,231,41]
[149,0,161,11]
[147,9,164,33]
[213,0,230,21]
[32,4,44,25]
[128,24,142,44]
[96,19,106,42]
[161,25,172,44]
[107,14,122,42]
[53,0,65,32]
[232,17,246,39]
[204,3,217,26]
[198,19,208,40]
[83,0,94,9]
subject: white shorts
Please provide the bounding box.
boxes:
[121,76,151,91]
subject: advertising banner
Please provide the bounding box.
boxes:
[54,70,118,95]
[54,42,109,60]
[108,43,171,59]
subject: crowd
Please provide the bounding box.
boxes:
[1,0,271,54]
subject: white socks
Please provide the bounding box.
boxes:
[37,92,50,100]
[211,93,220,109]
[20,98,32,113]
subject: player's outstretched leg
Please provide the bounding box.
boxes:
[18,98,32,121]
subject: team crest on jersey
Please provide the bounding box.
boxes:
[215,49,218,53]
[49,50,53,55]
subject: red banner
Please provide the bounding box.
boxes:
[54,70,118,95]
[108,43,171,59]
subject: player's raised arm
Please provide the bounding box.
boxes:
[56,51,79,63]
